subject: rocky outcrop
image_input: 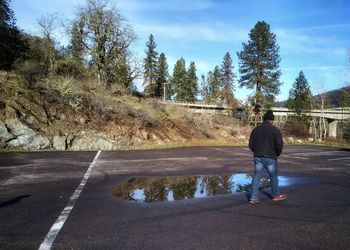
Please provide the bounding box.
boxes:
[0,73,243,151]
[70,131,118,150]
[53,136,66,150]
[0,121,14,148]
[1,119,50,150]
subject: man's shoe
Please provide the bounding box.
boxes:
[272,194,287,201]
[249,199,260,204]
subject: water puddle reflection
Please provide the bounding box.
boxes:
[112,174,293,203]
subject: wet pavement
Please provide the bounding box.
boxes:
[0,145,350,249]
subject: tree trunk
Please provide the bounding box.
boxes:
[319,117,322,140]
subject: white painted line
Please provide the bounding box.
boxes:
[279,160,303,165]
[297,151,345,156]
[282,155,309,160]
[38,150,102,250]
[112,157,208,163]
[328,157,350,161]
[212,148,251,156]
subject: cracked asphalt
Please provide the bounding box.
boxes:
[1,145,350,249]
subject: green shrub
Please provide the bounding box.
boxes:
[14,60,47,85]
[34,77,87,111]
[55,58,86,78]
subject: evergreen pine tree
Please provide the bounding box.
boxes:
[220,52,235,105]
[287,71,312,116]
[156,53,169,99]
[186,61,198,102]
[237,21,281,108]
[172,58,187,101]
[200,74,211,104]
[143,34,159,97]
[0,0,27,70]
[207,66,221,103]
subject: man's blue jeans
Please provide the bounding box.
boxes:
[250,157,280,200]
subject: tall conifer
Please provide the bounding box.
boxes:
[237,21,281,108]
[156,53,169,99]
[207,66,221,103]
[287,71,312,116]
[143,34,159,97]
[172,58,187,101]
[220,52,235,105]
[187,61,198,102]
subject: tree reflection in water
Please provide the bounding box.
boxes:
[112,174,272,203]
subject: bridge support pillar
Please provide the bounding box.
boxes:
[328,120,338,138]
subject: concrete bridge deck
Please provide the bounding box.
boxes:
[162,101,350,121]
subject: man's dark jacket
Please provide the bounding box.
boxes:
[249,121,283,160]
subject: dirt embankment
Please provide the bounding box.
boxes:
[0,72,248,150]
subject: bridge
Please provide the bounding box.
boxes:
[162,101,350,120]
[162,101,350,137]
[270,107,350,120]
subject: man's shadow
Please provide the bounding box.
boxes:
[0,195,31,208]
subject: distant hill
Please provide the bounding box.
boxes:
[278,85,350,107]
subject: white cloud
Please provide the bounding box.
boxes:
[282,65,345,71]
[195,61,211,72]
[118,0,214,12]
[294,23,350,32]
[275,28,348,60]
[135,22,247,43]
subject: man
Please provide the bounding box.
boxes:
[248,110,287,204]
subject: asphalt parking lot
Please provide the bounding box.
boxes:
[1,145,350,249]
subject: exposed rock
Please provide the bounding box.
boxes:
[219,130,229,138]
[136,129,150,140]
[4,118,50,150]
[0,121,14,148]
[6,118,35,136]
[286,137,294,143]
[70,133,117,150]
[7,133,50,150]
[53,136,66,150]
[0,121,14,141]
[237,135,246,140]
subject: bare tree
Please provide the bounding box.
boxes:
[37,14,58,75]
[314,77,329,140]
[309,94,317,140]
[72,0,136,85]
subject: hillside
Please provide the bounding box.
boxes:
[278,85,350,107]
[0,72,246,151]
[314,85,350,107]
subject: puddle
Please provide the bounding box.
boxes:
[112,174,294,203]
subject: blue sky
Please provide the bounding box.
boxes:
[11,0,350,102]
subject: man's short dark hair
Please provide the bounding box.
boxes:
[263,110,274,121]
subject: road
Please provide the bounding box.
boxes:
[1,145,350,249]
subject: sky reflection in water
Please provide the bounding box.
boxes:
[112,174,292,203]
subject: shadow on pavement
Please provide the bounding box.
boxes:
[0,195,31,208]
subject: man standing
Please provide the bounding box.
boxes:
[248,110,287,204]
